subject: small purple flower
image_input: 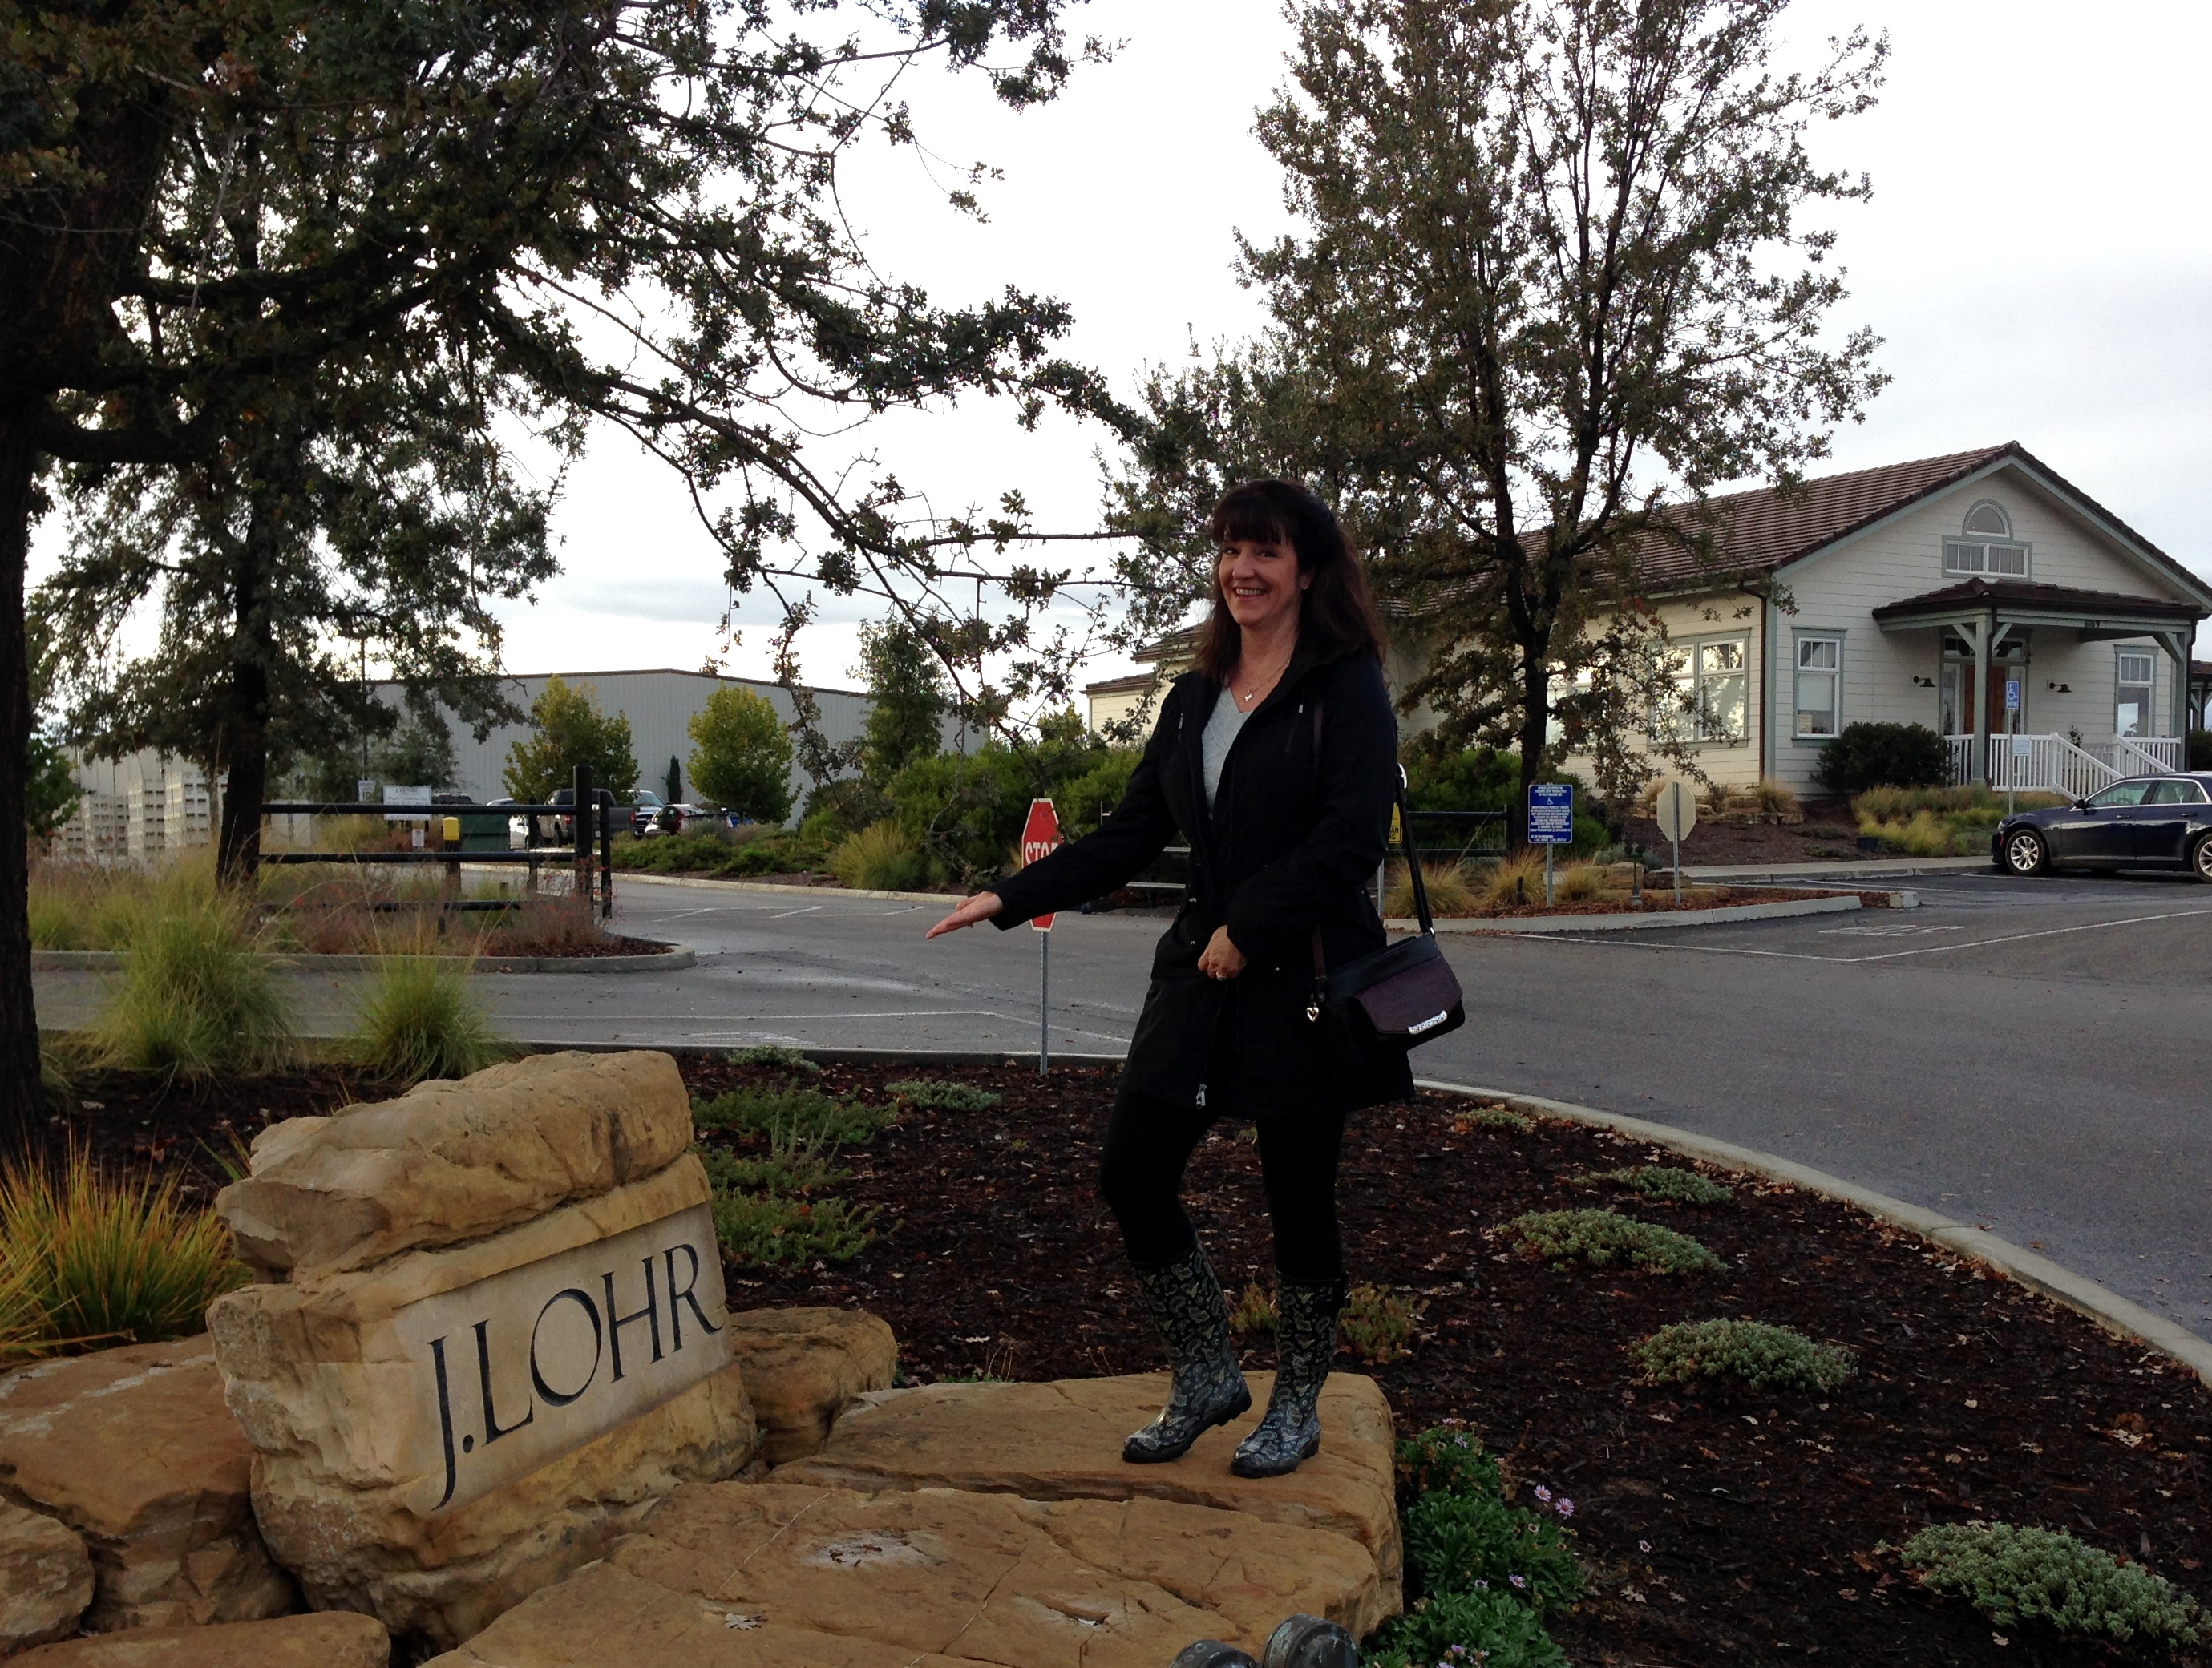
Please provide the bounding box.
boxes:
[1557,1498,1575,1518]
[1473,1579,1488,1589]
[1533,1484,1552,1503]
[1639,1540,1652,1553]
[1510,1574,1527,1589]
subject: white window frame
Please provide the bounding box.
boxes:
[2115,648,2157,738]
[1943,535,2031,578]
[1792,632,1844,741]
[1655,635,1751,745]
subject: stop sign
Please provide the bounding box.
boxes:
[1021,798,1062,931]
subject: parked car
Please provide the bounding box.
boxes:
[1993,774,2212,879]
[548,786,620,844]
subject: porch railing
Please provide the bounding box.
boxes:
[1944,733,2182,797]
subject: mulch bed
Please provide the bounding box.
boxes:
[1626,812,1879,868]
[1432,885,1872,920]
[60,1055,2210,1666]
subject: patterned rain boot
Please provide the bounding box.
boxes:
[1231,1278,1345,1479]
[1122,1242,1252,1464]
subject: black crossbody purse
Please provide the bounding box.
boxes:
[1305,704,1467,1070]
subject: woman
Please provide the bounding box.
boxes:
[926,479,1409,1479]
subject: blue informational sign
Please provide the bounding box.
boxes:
[2004,677,2021,713]
[1527,782,1575,845]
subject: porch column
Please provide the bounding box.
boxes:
[1968,614,1992,786]
[2153,628,2193,745]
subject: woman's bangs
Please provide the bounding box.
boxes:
[1208,499,1289,551]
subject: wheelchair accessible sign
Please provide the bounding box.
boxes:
[1527,782,1575,844]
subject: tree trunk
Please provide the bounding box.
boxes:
[0,415,46,1146]
[214,499,278,887]
[1514,637,1551,850]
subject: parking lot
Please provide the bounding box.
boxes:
[33,865,2212,1340]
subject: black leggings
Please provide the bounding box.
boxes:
[1098,1088,1349,1284]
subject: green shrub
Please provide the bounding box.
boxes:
[1372,1424,1579,1667]
[1634,1319,1858,1394]
[728,1044,820,1074]
[829,821,929,891]
[1396,1425,1503,1503]
[0,1148,247,1355]
[1404,1490,1585,1619]
[1815,721,1949,796]
[92,883,293,1080]
[1340,1282,1425,1364]
[693,1085,894,1146]
[1229,1282,1276,1335]
[710,1191,876,1266]
[885,1078,1002,1113]
[345,957,506,1083]
[1366,1589,1568,1668]
[1900,1522,2207,1652]
[1502,1208,1725,1274]
[1453,1105,1532,1134]
[1578,1165,1733,1206]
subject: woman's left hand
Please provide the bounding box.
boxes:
[1197,927,1247,982]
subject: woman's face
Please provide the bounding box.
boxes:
[1216,533,1309,638]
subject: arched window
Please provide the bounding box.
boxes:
[1962,500,2012,538]
[1945,499,2029,577]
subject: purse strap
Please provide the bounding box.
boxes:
[1308,699,1431,987]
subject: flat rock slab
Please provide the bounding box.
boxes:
[16,1610,390,1666]
[424,1479,1383,1667]
[775,1372,1401,1602]
[727,1308,897,1465]
[0,1336,294,1630]
[0,1500,94,1652]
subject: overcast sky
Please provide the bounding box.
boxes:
[51,2,2212,696]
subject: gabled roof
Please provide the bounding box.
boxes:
[1635,442,2206,606]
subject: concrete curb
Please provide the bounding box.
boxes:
[32,944,698,975]
[1684,855,1991,882]
[1416,1077,2212,1387]
[1395,894,1863,935]
[613,872,953,905]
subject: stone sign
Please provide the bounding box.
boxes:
[210,1052,758,1650]
[397,1202,730,1515]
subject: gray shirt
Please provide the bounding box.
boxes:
[1201,690,1251,810]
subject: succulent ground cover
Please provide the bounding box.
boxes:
[55,1053,2212,1666]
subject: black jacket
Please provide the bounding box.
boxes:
[992,638,1413,1117]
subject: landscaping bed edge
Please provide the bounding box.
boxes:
[1417,1076,2212,1389]
[33,943,698,975]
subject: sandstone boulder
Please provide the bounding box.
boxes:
[423,1479,1384,1667]
[15,1609,390,1666]
[0,1337,295,1630]
[211,1052,761,1650]
[776,1372,1401,1607]
[0,1502,93,1652]
[218,1051,693,1278]
[727,1309,896,1464]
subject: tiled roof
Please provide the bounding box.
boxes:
[1872,578,2203,625]
[1631,446,2016,587]
[1629,442,2203,604]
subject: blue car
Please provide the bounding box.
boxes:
[1992,773,2212,879]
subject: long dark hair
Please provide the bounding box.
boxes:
[1192,479,1387,680]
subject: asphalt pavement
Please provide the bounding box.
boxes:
[34,867,2212,1342]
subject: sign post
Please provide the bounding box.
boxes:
[1651,777,1698,906]
[1021,798,1062,1076]
[1527,783,1574,907]
[2004,677,2022,816]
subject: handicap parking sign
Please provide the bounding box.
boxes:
[1527,782,1575,845]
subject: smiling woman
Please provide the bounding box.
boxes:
[925,478,1404,1481]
